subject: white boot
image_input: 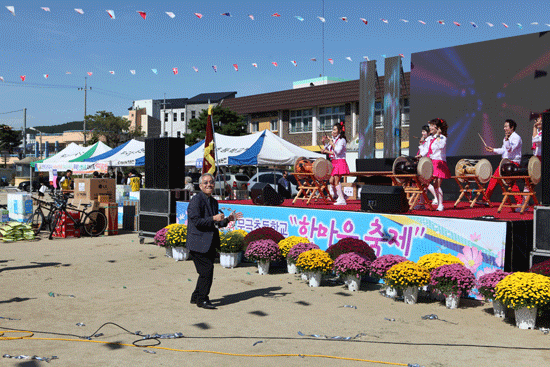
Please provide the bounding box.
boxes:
[436,189,444,211]
[334,184,347,205]
[428,184,438,205]
[328,185,337,200]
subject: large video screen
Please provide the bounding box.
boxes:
[410,32,550,157]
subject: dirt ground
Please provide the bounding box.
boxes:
[0,229,549,367]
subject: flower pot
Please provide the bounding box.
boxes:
[301,272,310,281]
[345,275,361,291]
[403,287,419,304]
[172,246,189,261]
[309,272,322,287]
[445,294,460,309]
[219,252,239,269]
[492,300,506,318]
[287,263,297,274]
[515,307,537,330]
[257,260,270,275]
[385,286,398,299]
[165,247,173,258]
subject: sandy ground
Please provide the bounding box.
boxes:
[0,191,549,367]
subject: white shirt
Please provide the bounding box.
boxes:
[493,131,522,163]
[424,135,447,161]
[325,136,346,160]
[532,131,542,157]
[418,139,430,157]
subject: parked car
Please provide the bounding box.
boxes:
[248,171,299,197]
[213,173,250,195]
[18,180,41,192]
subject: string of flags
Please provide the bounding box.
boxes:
[3,6,550,28]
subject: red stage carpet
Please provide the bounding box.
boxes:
[220,199,533,221]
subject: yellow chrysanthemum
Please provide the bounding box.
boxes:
[295,249,334,273]
[495,272,550,310]
[165,224,187,247]
[385,261,430,290]
[417,253,463,272]
[278,236,309,258]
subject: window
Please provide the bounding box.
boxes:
[173,112,178,121]
[375,101,383,128]
[270,119,278,131]
[319,105,345,131]
[289,109,313,133]
[164,113,169,121]
[191,111,196,119]
[180,112,185,121]
[251,121,259,132]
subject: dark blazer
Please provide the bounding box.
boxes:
[187,191,228,253]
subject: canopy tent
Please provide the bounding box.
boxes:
[34,142,114,173]
[69,141,112,162]
[185,130,324,167]
[33,143,88,171]
[84,139,145,168]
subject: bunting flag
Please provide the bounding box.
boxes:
[381,19,388,23]
[272,62,278,67]
[74,8,84,14]
[166,12,175,18]
[291,60,297,66]
[272,13,281,17]
[109,71,115,74]
[20,75,25,81]
[194,13,203,19]
[363,56,369,60]
[470,22,478,27]
[517,23,523,29]
[87,72,92,76]
[66,71,71,74]
[193,66,199,72]
[41,7,50,12]
[212,65,217,72]
[381,54,387,58]
[360,18,368,25]
[318,16,325,22]
[438,20,445,25]
[502,23,509,28]
[453,21,461,26]
[328,58,333,64]
[418,20,426,24]
[341,17,347,22]
[221,12,231,17]
[43,74,49,79]
[6,6,15,16]
[233,64,239,71]
[310,58,317,61]
[151,69,158,74]
[295,16,304,21]
[531,22,539,25]
[399,19,409,22]
[248,14,254,20]
[137,11,146,20]
[130,70,136,74]
[345,56,352,61]
[106,10,115,19]
[202,105,215,175]
[0,77,3,82]
[172,67,178,75]
[399,54,404,58]
[251,63,257,68]
[486,22,494,27]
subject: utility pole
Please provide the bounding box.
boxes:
[78,77,90,145]
[23,108,27,157]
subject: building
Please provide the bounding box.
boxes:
[220,74,410,152]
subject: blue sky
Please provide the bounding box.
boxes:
[0,0,547,129]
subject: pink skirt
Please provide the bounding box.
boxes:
[432,159,451,179]
[331,159,350,175]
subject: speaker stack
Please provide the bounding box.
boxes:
[360,185,408,214]
[530,207,550,267]
[139,137,187,239]
[250,182,284,206]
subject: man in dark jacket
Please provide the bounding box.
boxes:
[187,173,243,309]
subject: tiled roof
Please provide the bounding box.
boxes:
[186,91,237,105]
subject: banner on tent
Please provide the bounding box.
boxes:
[36,162,109,174]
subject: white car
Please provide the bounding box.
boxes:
[213,173,250,194]
[248,171,299,197]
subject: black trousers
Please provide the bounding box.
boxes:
[190,245,217,303]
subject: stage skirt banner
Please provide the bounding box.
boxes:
[175,202,506,298]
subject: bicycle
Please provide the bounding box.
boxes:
[48,194,107,240]
[27,194,59,234]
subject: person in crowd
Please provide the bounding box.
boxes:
[92,171,100,178]
[423,118,451,211]
[58,170,73,191]
[415,125,436,209]
[184,176,194,191]
[127,169,141,192]
[484,119,523,207]
[187,173,243,309]
[321,122,350,205]
[532,113,543,160]
[277,171,292,199]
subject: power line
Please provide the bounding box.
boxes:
[0,109,25,115]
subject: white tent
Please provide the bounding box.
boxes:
[34,142,114,173]
[34,143,87,171]
[185,130,324,167]
[86,139,145,168]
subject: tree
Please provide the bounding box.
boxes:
[184,106,247,145]
[0,124,22,153]
[86,111,143,147]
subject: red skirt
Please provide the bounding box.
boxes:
[331,159,350,175]
[432,159,451,179]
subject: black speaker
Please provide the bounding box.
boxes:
[361,185,408,213]
[145,137,186,189]
[140,188,188,214]
[534,207,550,251]
[139,213,176,234]
[250,183,284,206]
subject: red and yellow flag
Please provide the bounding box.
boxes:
[202,106,215,175]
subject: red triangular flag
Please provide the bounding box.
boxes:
[137,11,146,20]
[20,75,26,81]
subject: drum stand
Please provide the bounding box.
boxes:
[452,175,491,208]
[390,174,434,211]
[291,173,333,205]
[495,176,539,214]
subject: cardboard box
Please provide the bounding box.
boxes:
[98,194,111,203]
[7,193,33,215]
[99,203,118,235]
[74,178,116,202]
[52,212,81,238]
[341,182,358,201]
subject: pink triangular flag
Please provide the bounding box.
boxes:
[43,74,49,79]
[418,20,426,25]
[272,62,278,67]
[248,14,254,20]
[109,71,115,74]
[233,64,239,71]
[137,11,146,20]
[172,68,178,75]
[20,75,26,81]
[106,10,115,19]
[194,13,203,19]
[453,21,461,26]
[87,72,92,76]
[41,7,50,12]
[502,23,509,28]
[251,63,257,68]
[192,66,198,72]
[272,13,281,17]
[328,58,333,64]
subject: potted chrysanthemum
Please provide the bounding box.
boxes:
[384,261,430,304]
[326,237,377,262]
[295,249,334,287]
[278,236,310,273]
[165,224,188,261]
[154,227,171,257]
[529,258,550,277]
[477,270,511,318]
[218,231,245,269]
[286,242,320,276]
[243,227,284,252]
[244,239,282,275]
[494,272,550,329]
[333,252,371,291]
[430,264,476,309]
[370,254,408,298]
[417,253,464,273]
